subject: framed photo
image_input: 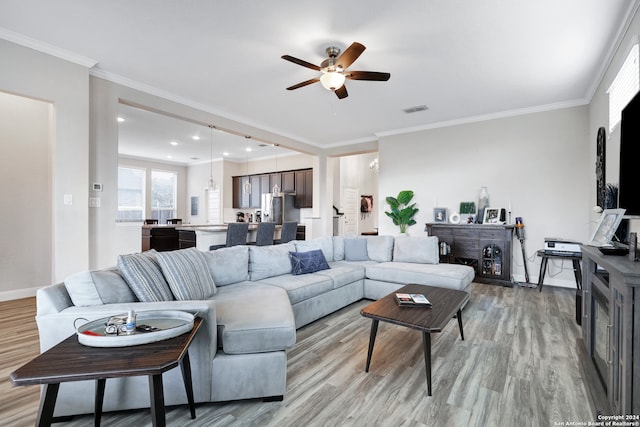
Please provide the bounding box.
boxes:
[434,207,448,223]
[589,208,625,246]
[482,207,502,224]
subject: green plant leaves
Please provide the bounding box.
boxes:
[384,190,419,233]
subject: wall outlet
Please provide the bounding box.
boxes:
[63,194,73,205]
[89,197,101,208]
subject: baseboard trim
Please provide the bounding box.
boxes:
[0,287,39,302]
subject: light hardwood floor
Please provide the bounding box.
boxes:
[1,283,597,427]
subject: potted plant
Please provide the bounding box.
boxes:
[385,190,419,234]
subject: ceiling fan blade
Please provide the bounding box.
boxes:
[346,71,391,81]
[335,42,366,70]
[286,78,320,90]
[281,55,321,71]
[335,85,348,99]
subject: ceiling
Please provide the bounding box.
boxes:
[0,0,636,161]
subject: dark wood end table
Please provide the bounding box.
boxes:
[10,317,203,427]
[360,284,469,396]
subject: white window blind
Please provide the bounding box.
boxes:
[608,43,639,132]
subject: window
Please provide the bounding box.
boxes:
[608,43,639,132]
[117,167,145,222]
[151,170,177,223]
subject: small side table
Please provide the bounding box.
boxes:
[10,317,203,427]
[536,250,582,325]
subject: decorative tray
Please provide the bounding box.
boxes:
[77,310,195,347]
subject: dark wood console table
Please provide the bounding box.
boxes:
[581,246,639,415]
[425,223,514,286]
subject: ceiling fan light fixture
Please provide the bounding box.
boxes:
[320,71,346,91]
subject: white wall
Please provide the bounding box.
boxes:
[588,4,640,236]
[0,40,90,298]
[0,92,53,299]
[379,106,590,287]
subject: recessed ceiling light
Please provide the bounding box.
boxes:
[117,117,125,122]
[192,135,200,140]
[223,152,229,156]
[167,155,173,159]
[245,147,252,152]
[170,141,178,146]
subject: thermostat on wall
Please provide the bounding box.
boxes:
[92,183,103,191]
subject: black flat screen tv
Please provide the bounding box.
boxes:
[619,90,640,217]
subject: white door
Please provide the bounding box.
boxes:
[342,187,359,236]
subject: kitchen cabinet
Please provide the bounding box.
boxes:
[250,175,261,208]
[270,173,281,193]
[295,169,313,208]
[260,175,270,194]
[282,171,295,193]
[232,176,250,209]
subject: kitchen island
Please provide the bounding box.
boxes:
[142,223,303,252]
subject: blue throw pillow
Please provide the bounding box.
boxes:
[289,250,330,275]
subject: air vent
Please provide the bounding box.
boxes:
[403,105,429,114]
[190,157,200,160]
[258,144,269,147]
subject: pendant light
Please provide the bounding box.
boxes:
[243,136,252,194]
[207,125,217,191]
[272,144,281,196]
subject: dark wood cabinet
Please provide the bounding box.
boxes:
[281,171,295,193]
[295,169,313,208]
[425,223,514,286]
[178,229,196,249]
[581,246,640,415]
[232,176,250,209]
[250,175,261,208]
[260,175,270,195]
[270,173,281,193]
[141,226,179,252]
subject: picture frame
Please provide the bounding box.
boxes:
[433,207,448,223]
[588,208,625,246]
[482,207,502,224]
[190,196,199,216]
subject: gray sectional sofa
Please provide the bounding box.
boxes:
[35,235,474,417]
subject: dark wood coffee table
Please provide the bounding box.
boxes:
[10,317,203,427]
[360,284,469,396]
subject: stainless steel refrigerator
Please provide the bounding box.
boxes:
[261,193,299,224]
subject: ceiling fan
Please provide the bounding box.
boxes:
[281,42,390,99]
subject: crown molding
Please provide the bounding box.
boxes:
[0,27,97,68]
[375,98,589,139]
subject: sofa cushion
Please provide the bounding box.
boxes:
[294,236,334,262]
[91,269,138,304]
[249,243,295,281]
[366,262,474,291]
[333,236,345,261]
[258,273,334,305]
[117,250,174,302]
[64,271,103,307]
[344,238,368,261]
[156,248,217,300]
[366,235,395,262]
[212,282,296,354]
[289,250,330,275]
[202,245,249,286]
[319,262,366,289]
[393,236,439,264]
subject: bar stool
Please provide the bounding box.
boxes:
[209,223,249,250]
[275,221,298,244]
[252,222,276,246]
